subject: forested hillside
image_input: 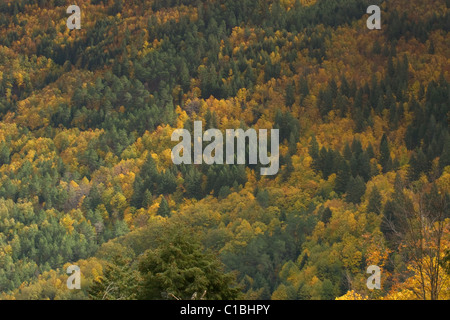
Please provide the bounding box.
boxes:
[0,0,449,300]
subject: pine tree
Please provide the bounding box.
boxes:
[335,93,347,116]
[319,147,334,179]
[340,75,350,97]
[256,189,269,208]
[285,82,295,107]
[320,207,332,224]
[335,160,350,195]
[379,134,391,173]
[350,154,358,178]
[317,88,333,118]
[346,175,366,204]
[439,135,450,171]
[157,197,170,217]
[366,143,375,159]
[321,279,336,300]
[288,132,297,155]
[351,138,363,156]
[428,40,435,54]
[408,149,429,181]
[341,142,352,160]
[137,225,239,300]
[89,255,140,300]
[131,176,145,208]
[140,155,159,194]
[367,186,382,214]
[309,135,320,171]
[184,167,203,200]
[358,151,372,182]
[158,170,177,194]
[142,189,153,208]
[299,253,308,270]
[180,61,191,92]
[0,142,11,166]
[299,77,309,101]
[282,153,294,181]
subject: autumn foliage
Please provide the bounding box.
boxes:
[0,0,449,300]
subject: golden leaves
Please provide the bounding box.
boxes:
[336,290,368,300]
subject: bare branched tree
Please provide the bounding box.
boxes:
[382,181,449,300]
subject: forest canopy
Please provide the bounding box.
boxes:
[0,0,449,300]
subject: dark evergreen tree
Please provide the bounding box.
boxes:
[366,143,375,159]
[184,167,204,200]
[346,175,366,204]
[142,190,153,208]
[282,153,294,181]
[335,160,351,195]
[379,134,392,173]
[158,170,177,195]
[0,142,11,166]
[157,197,171,217]
[358,151,372,182]
[138,225,239,300]
[367,186,382,214]
[343,142,352,161]
[320,207,332,224]
[408,149,429,181]
[439,135,450,172]
[309,135,320,171]
[285,82,295,107]
[299,77,309,101]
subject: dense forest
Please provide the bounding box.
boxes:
[0,0,449,300]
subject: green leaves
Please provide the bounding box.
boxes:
[137,225,240,300]
[89,255,140,300]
